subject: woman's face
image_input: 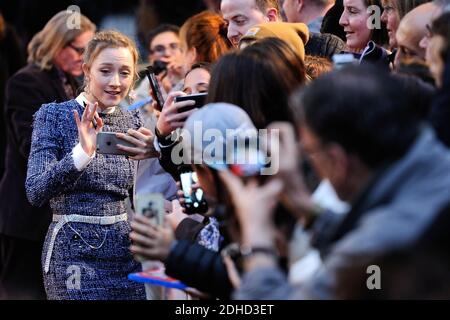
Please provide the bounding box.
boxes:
[426,35,446,88]
[183,68,210,94]
[84,47,135,109]
[340,0,372,52]
[54,30,94,77]
[381,0,400,48]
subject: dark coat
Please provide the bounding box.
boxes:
[429,56,450,148]
[164,239,233,300]
[0,24,26,178]
[305,32,346,60]
[0,63,77,241]
[165,212,234,299]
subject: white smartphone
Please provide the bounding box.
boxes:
[134,193,165,263]
[135,193,165,226]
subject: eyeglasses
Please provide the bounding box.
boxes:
[67,43,85,55]
[150,43,181,55]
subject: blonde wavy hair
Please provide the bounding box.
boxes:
[27,10,96,70]
[82,30,140,95]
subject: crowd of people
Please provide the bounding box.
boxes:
[0,0,450,300]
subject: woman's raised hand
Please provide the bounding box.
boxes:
[73,102,104,156]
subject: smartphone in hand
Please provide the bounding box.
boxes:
[178,165,208,215]
[146,65,165,111]
[96,132,135,155]
[134,193,165,263]
[136,193,165,226]
[174,93,207,113]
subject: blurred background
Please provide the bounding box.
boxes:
[0,0,220,62]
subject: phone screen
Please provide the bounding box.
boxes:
[136,193,164,226]
[134,193,165,262]
[179,171,207,214]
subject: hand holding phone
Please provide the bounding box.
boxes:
[146,66,165,111]
[155,92,198,137]
[178,165,208,215]
[174,93,207,113]
[96,132,136,155]
[132,193,166,263]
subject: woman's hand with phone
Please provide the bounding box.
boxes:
[115,127,159,160]
[155,91,198,137]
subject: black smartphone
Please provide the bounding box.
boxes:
[174,93,207,113]
[146,65,165,111]
[178,165,208,215]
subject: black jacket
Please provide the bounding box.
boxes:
[0,24,25,178]
[164,239,233,300]
[166,209,234,300]
[156,133,183,181]
[305,32,346,60]
[429,56,450,148]
[0,63,77,241]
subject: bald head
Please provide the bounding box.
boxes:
[396,2,439,61]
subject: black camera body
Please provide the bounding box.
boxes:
[152,60,168,76]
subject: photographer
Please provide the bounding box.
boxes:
[222,65,450,299]
[147,24,185,93]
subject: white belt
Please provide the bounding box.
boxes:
[44,213,128,274]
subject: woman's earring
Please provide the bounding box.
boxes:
[127,89,136,105]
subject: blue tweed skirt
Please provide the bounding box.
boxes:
[42,217,146,300]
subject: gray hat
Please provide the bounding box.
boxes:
[180,103,266,175]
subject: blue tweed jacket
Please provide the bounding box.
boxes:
[25,99,147,299]
[25,99,142,216]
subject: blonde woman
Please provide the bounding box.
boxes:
[0,11,95,299]
[25,30,147,300]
